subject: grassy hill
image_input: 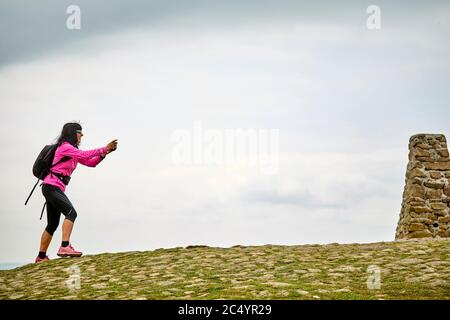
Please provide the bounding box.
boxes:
[1,239,449,300]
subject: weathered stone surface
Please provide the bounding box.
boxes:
[407,162,424,171]
[423,181,445,189]
[409,202,425,207]
[438,149,449,158]
[410,213,428,219]
[408,230,432,238]
[444,186,450,197]
[410,218,433,225]
[396,134,450,240]
[438,230,450,237]
[409,206,430,214]
[430,171,442,179]
[406,197,426,204]
[410,134,427,143]
[415,143,432,150]
[430,203,447,211]
[424,162,450,171]
[429,198,445,203]
[407,185,425,198]
[409,223,425,231]
[415,149,431,157]
[438,216,450,223]
[416,157,434,162]
[425,188,443,199]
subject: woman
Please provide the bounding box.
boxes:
[35,122,118,263]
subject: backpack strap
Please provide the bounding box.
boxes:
[50,156,71,169]
[49,170,71,185]
[40,201,47,220]
[24,178,40,205]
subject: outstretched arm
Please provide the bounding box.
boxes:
[78,155,106,167]
[58,142,108,161]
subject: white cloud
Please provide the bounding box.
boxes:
[0,10,449,262]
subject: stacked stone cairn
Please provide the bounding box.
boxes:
[396,134,450,239]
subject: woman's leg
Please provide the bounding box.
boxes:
[40,184,80,257]
[39,201,61,255]
[62,218,74,242]
[39,230,52,253]
[46,189,78,243]
[59,213,82,257]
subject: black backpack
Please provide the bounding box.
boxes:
[24,144,71,219]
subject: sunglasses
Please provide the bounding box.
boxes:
[76,130,83,135]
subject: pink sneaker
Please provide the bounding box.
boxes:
[35,256,49,263]
[57,244,83,258]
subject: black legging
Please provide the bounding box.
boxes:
[41,184,78,236]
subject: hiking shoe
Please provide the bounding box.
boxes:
[35,256,49,263]
[57,244,83,258]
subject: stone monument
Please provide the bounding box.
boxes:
[395,134,450,239]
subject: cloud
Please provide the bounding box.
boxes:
[1,1,450,262]
[2,0,449,68]
[239,148,404,208]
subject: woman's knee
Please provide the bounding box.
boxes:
[45,223,59,236]
[66,209,77,222]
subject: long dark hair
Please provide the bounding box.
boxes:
[55,122,82,148]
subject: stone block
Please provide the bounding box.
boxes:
[410,217,433,225]
[430,171,442,179]
[438,149,449,158]
[424,162,450,171]
[409,223,425,231]
[407,197,426,204]
[407,185,426,198]
[424,181,445,189]
[438,216,450,223]
[437,230,450,237]
[409,202,425,207]
[425,188,443,199]
[444,186,450,197]
[415,149,431,157]
[408,230,432,238]
[407,168,426,179]
[430,203,447,211]
[415,143,432,150]
[416,156,434,162]
[409,206,430,214]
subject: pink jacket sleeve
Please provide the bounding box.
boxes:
[78,155,105,167]
[59,142,108,162]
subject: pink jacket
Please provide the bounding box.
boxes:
[43,142,108,192]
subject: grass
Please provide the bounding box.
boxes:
[0,239,449,300]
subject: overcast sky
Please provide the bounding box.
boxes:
[1,0,449,263]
